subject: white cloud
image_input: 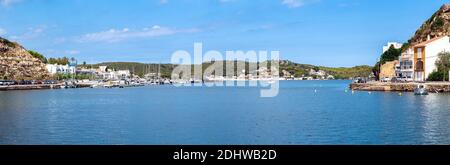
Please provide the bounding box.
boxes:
[42,49,80,56]
[281,0,305,8]
[65,50,80,55]
[0,0,22,6]
[219,0,234,3]
[9,26,46,41]
[246,24,275,32]
[281,0,318,8]
[78,25,200,43]
[338,2,359,8]
[0,28,6,36]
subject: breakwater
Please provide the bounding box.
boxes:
[0,84,61,91]
[350,82,450,93]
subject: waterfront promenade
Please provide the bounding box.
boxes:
[350,81,450,93]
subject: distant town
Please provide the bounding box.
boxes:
[1,35,372,90]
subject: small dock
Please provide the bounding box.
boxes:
[350,82,450,93]
[0,84,62,91]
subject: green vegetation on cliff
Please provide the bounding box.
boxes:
[0,38,19,48]
[27,50,47,63]
[408,4,450,46]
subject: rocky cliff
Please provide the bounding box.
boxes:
[409,4,450,46]
[0,37,50,80]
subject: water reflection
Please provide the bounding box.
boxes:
[421,94,450,144]
[1,81,450,144]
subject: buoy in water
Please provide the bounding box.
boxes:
[368,92,372,94]
[314,89,317,93]
[398,92,402,96]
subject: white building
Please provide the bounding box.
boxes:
[98,66,108,72]
[101,70,131,80]
[46,64,76,74]
[413,35,450,81]
[383,42,403,53]
[116,70,131,79]
[396,48,414,81]
[309,69,326,79]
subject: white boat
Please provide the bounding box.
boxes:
[414,85,428,95]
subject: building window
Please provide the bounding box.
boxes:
[417,48,422,57]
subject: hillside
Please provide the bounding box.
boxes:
[319,65,373,79]
[87,60,372,79]
[90,62,176,78]
[0,37,50,80]
[408,4,450,47]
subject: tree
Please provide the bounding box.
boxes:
[313,66,320,72]
[435,51,450,72]
[372,61,381,81]
[48,57,70,65]
[380,45,402,64]
[434,51,450,81]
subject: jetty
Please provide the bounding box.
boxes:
[350,82,450,93]
[0,84,62,91]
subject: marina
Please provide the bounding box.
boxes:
[1,0,450,148]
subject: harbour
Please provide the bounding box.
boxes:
[1,0,450,148]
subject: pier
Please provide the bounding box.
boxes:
[350,82,450,93]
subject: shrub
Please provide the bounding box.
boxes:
[427,71,447,81]
[27,50,47,63]
[431,17,445,31]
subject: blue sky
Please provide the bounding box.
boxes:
[0,0,449,67]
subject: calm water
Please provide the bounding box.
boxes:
[0,80,449,144]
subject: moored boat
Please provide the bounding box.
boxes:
[414,85,428,95]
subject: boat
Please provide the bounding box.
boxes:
[164,80,171,84]
[414,85,429,95]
